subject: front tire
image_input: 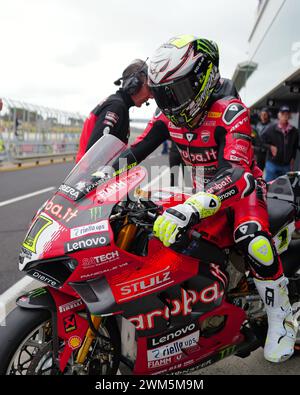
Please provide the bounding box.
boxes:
[0,307,50,375]
[0,307,121,375]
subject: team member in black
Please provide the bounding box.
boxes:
[76,59,152,162]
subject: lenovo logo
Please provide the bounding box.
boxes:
[65,234,110,253]
[149,323,197,348]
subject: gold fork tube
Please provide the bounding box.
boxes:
[76,315,102,364]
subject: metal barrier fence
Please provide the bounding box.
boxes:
[11,141,78,159]
[0,96,147,166]
[0,97,84,164]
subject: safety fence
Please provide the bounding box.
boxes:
[0,98,147,166]
[0,98,84,165]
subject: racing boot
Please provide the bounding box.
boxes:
[254,276,298,363]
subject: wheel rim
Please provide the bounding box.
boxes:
[6,319,118,375]
[6,320,52,375]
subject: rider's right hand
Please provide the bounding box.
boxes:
[153,204,199,247]
[153,192,221,247]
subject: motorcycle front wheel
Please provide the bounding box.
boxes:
[0,307,121,375]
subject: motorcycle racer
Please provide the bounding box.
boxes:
[126,35,298,363]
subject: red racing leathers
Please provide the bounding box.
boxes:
[129,80,283,280]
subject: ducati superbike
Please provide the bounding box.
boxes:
[0,134,300,375]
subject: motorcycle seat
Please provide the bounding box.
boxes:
[267,198,295,235]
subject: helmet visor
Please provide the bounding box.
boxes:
[149,74,197,114]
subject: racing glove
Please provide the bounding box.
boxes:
[153,192,221,247]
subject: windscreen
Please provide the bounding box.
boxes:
[60,134,128,201]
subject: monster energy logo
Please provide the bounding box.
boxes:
[218,344,237,360]
[89,207,103,221]
[196,39,218,60]
[28,288,47,298]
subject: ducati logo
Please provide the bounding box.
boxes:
[201,131,210,143]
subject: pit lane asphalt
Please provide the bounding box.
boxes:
[0,152,299,375]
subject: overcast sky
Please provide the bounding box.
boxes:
[0,0,259,119]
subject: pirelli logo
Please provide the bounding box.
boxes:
[208,111,222,119]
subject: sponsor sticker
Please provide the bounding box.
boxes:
[148,357,172,369]
[82,250,120,268]
[29,270,58,287]
[116,267,173,301]
[59,299,83,313]
[230,116,249,132]
[63,314,77,333]
[180,147,217,164]
[89,207,104,221]
[65,233,110,253]
[128,284,224,331]
[168,122,182,130]
[96,172,141,202]
[169,131,184,139]
[206,175,232,194]
[147,331,200,361]
[80,261,129,279]
[148,323,197,348]
[218,186,238,201]
[23,215,53,253]
[44,198,78,224]
[68,335,82,350]
[59,184,81,201]
[70,220,109,239]
[201,131,210,143]
[207,111,222,118]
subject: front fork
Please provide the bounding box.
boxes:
[75,315,102,364]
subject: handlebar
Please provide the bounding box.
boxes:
[189,229,202,240]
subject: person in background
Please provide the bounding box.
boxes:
[76,59,153,163]
[252,107,271,171]
[161,139,169,154]
[262,105,299,182]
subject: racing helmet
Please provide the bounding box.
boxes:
[148,35,220,129]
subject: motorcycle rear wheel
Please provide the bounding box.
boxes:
[0,307,121,375]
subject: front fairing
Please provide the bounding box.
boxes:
[19,135,145,270]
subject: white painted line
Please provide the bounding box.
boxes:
[0,187,55,207]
